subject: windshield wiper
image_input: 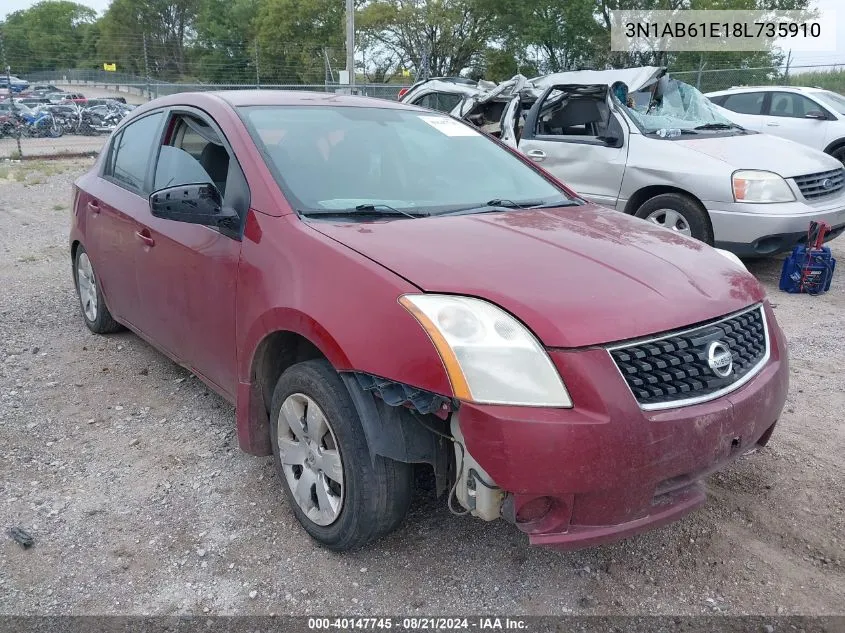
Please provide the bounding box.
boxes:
[435,198,579,217]
[301,203,428,219]
[694,122,744,131]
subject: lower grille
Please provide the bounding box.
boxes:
[608,305,769,410]
[793,168,845,200]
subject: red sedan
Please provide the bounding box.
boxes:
[70,91,789,551]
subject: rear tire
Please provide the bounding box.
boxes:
[270,359,413,551]
[73,246,123,334]
[635,193,714,245]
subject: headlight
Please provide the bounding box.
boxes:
[399,294,572,407]
[714,248,747,270]
[732,170,795,203]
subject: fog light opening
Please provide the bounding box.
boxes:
[516,496,553,524]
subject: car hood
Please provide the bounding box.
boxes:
[675,133,841,178]
[307,205,765,348]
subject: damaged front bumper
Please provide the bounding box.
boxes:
[453,304,789,550]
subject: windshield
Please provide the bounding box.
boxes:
[622,77,738,136]
[812,90,845,115]
[240,105,570,216]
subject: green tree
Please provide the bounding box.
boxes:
[358,0,495,78]
[191,0,260,83]
[254,0,348,84]
[1,1,97,73]
[96,0,198,79]
[478,0,604,74]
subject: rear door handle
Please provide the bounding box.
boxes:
[135,229,155,248]
[766,122,780,127]
[87,199,100,214]
[526,149,546,162]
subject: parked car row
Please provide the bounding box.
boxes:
[399,67,845,257]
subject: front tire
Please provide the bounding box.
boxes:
[829,145,845,165]
[270,360,413,551]
[74,246,122,334]
[635,193,714,245]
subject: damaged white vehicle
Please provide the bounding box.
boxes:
[402,67,845,256]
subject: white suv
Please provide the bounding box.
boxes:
[706,86,845,162]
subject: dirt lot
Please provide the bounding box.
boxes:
[0,159,843,617]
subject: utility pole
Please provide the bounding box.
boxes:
[142,33,152,101]
[254,40,260,89]
[784,49,793,84]
[0,31,23,158]
[345,0,355,90]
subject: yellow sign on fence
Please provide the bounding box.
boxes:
[103,63,117,71]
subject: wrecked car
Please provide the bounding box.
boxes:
[72,90,787,551]
[404,67,845,256]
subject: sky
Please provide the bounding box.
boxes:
[2,0,844,71]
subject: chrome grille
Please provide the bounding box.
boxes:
[793,168,845,200]
[608,305,769,410]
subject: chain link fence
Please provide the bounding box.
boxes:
[5,63,845,159]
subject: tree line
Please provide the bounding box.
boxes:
[1,0,810,86]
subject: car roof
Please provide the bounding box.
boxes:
[706,85,826,96]
[142,90,426,110]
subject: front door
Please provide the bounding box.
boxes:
[518,84,629,207]
[760,91,829,149]
[132,110,248,398]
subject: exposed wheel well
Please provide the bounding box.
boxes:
[623,185,707,216]
[252,331,326,414]
[823,138,845,156]
[70,240,81,287]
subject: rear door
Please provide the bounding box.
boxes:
[82,110,166,325]
[519,84,628,206]
[712,91,768,132]
[132,108,247,398]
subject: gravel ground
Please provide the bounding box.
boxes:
[0,159,843,617]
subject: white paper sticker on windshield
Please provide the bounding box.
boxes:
[419,115,480,136]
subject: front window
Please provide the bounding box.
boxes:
[809,90,845,116]
[623,77,741,137]
[240,105,570,216]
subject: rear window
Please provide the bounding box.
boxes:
[721,92,766,115]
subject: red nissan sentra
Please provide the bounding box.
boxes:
[70,91,789,551]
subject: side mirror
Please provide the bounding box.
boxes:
[149,183,238,229]
[805,110,827,120]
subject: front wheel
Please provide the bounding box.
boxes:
[829,145,845,165]
[634,193,714,245]
[48,122,63,138]
[270,360,413,551]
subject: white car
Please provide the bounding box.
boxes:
[706,86,845,162]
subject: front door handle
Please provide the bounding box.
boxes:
[526,149,546,162]
[766,122,780,127]
[135,230,155,248]
[87,199,100,214]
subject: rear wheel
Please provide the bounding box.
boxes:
[270,360,413,551]
[74,246,122,334]
[635,193,714,245]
